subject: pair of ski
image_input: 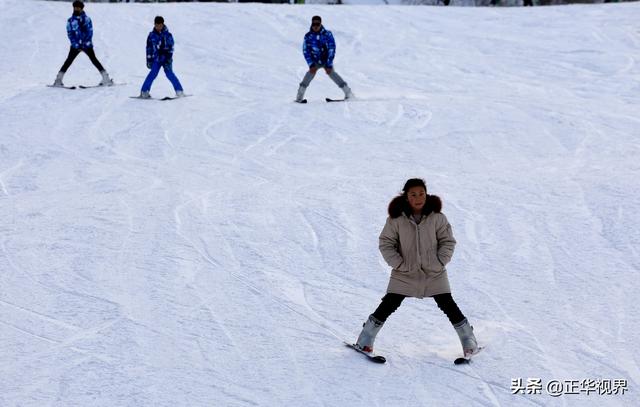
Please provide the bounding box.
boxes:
[345,341,483,365]
[47,83,189,101]
[129,94,192,101]
[296,98,347,104]
[47,83,125,90]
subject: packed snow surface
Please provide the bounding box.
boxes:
[1,1,639,405]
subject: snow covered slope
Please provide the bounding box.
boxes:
[1,1,639,405]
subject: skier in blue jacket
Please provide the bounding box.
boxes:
[52,1,113,87]
[139,16,185,99]
[296,16,353,103]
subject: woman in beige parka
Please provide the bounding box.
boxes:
[354,178,479,359]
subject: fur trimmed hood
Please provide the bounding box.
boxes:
[387,194,442,218]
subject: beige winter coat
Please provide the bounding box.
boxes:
[379,212,456,298]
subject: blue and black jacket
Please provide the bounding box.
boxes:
[302,25,336,68]
[146,25,175,67]
[67,11,93,49]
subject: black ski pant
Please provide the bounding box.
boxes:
[60,47,105,73]
[372,292,465,325]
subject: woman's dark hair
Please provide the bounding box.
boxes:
[402,178,427,193]
[72,1,84,8]
[154,16,165,25]
[388,178,442,218]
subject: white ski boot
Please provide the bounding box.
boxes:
[295,85,307,103]
[355,314,384,354]
[342,85,354,100]
[454,318,478,357]
[53,71,65,87]
[99,70,114,86]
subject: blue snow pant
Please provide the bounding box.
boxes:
[141,61,183,92]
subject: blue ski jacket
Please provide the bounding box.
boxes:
[302,26,336,68]
[67,12,93,49]
[146,26,175,68]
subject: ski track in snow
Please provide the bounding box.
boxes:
[1,1,640,406]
